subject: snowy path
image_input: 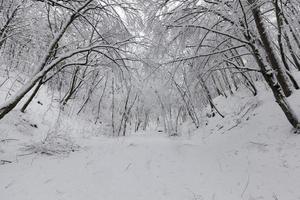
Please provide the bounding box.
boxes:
[1,131,300,200]
[1,88,300,200]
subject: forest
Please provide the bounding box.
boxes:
[1,0,300,199]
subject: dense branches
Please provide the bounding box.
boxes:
[0,0,300,134]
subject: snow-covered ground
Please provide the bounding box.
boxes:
[1,86,300,200]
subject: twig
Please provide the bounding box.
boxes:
[223,103,258,133]
[0,160,12,165]
[249,141,268,146]
[273,193,279,200]
[0,138,18,143]
[227,122,240,131]
[16,152,36,157]
[241,174,250,198]
[124,163,132,171]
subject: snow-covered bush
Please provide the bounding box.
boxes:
[20,132,79,156]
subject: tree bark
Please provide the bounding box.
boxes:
[20,79,43,113]
[249,0,293,97]
[245,32,300,128]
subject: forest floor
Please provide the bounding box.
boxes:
[1,86,300,200]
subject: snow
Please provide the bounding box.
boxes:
[1,84,300,200]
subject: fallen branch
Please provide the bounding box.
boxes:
[222,102,259,133]
[0,160,12,165]
[0,138,18,143]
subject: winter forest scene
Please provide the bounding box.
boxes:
[1,0,300,199]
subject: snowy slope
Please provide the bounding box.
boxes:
[1,86,300,200]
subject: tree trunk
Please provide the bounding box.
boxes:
[249,0,293,97]
[21,79,43,113]
[0,71,44,119]
[246,34,300,128]
[200,77,224,118]
[285,31,300,71]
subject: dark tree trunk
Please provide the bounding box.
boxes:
[200,77,224,118]
[21,79,43,113]
[285,31,300,71]
[245,32,300,128]
[249,0,293,97]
